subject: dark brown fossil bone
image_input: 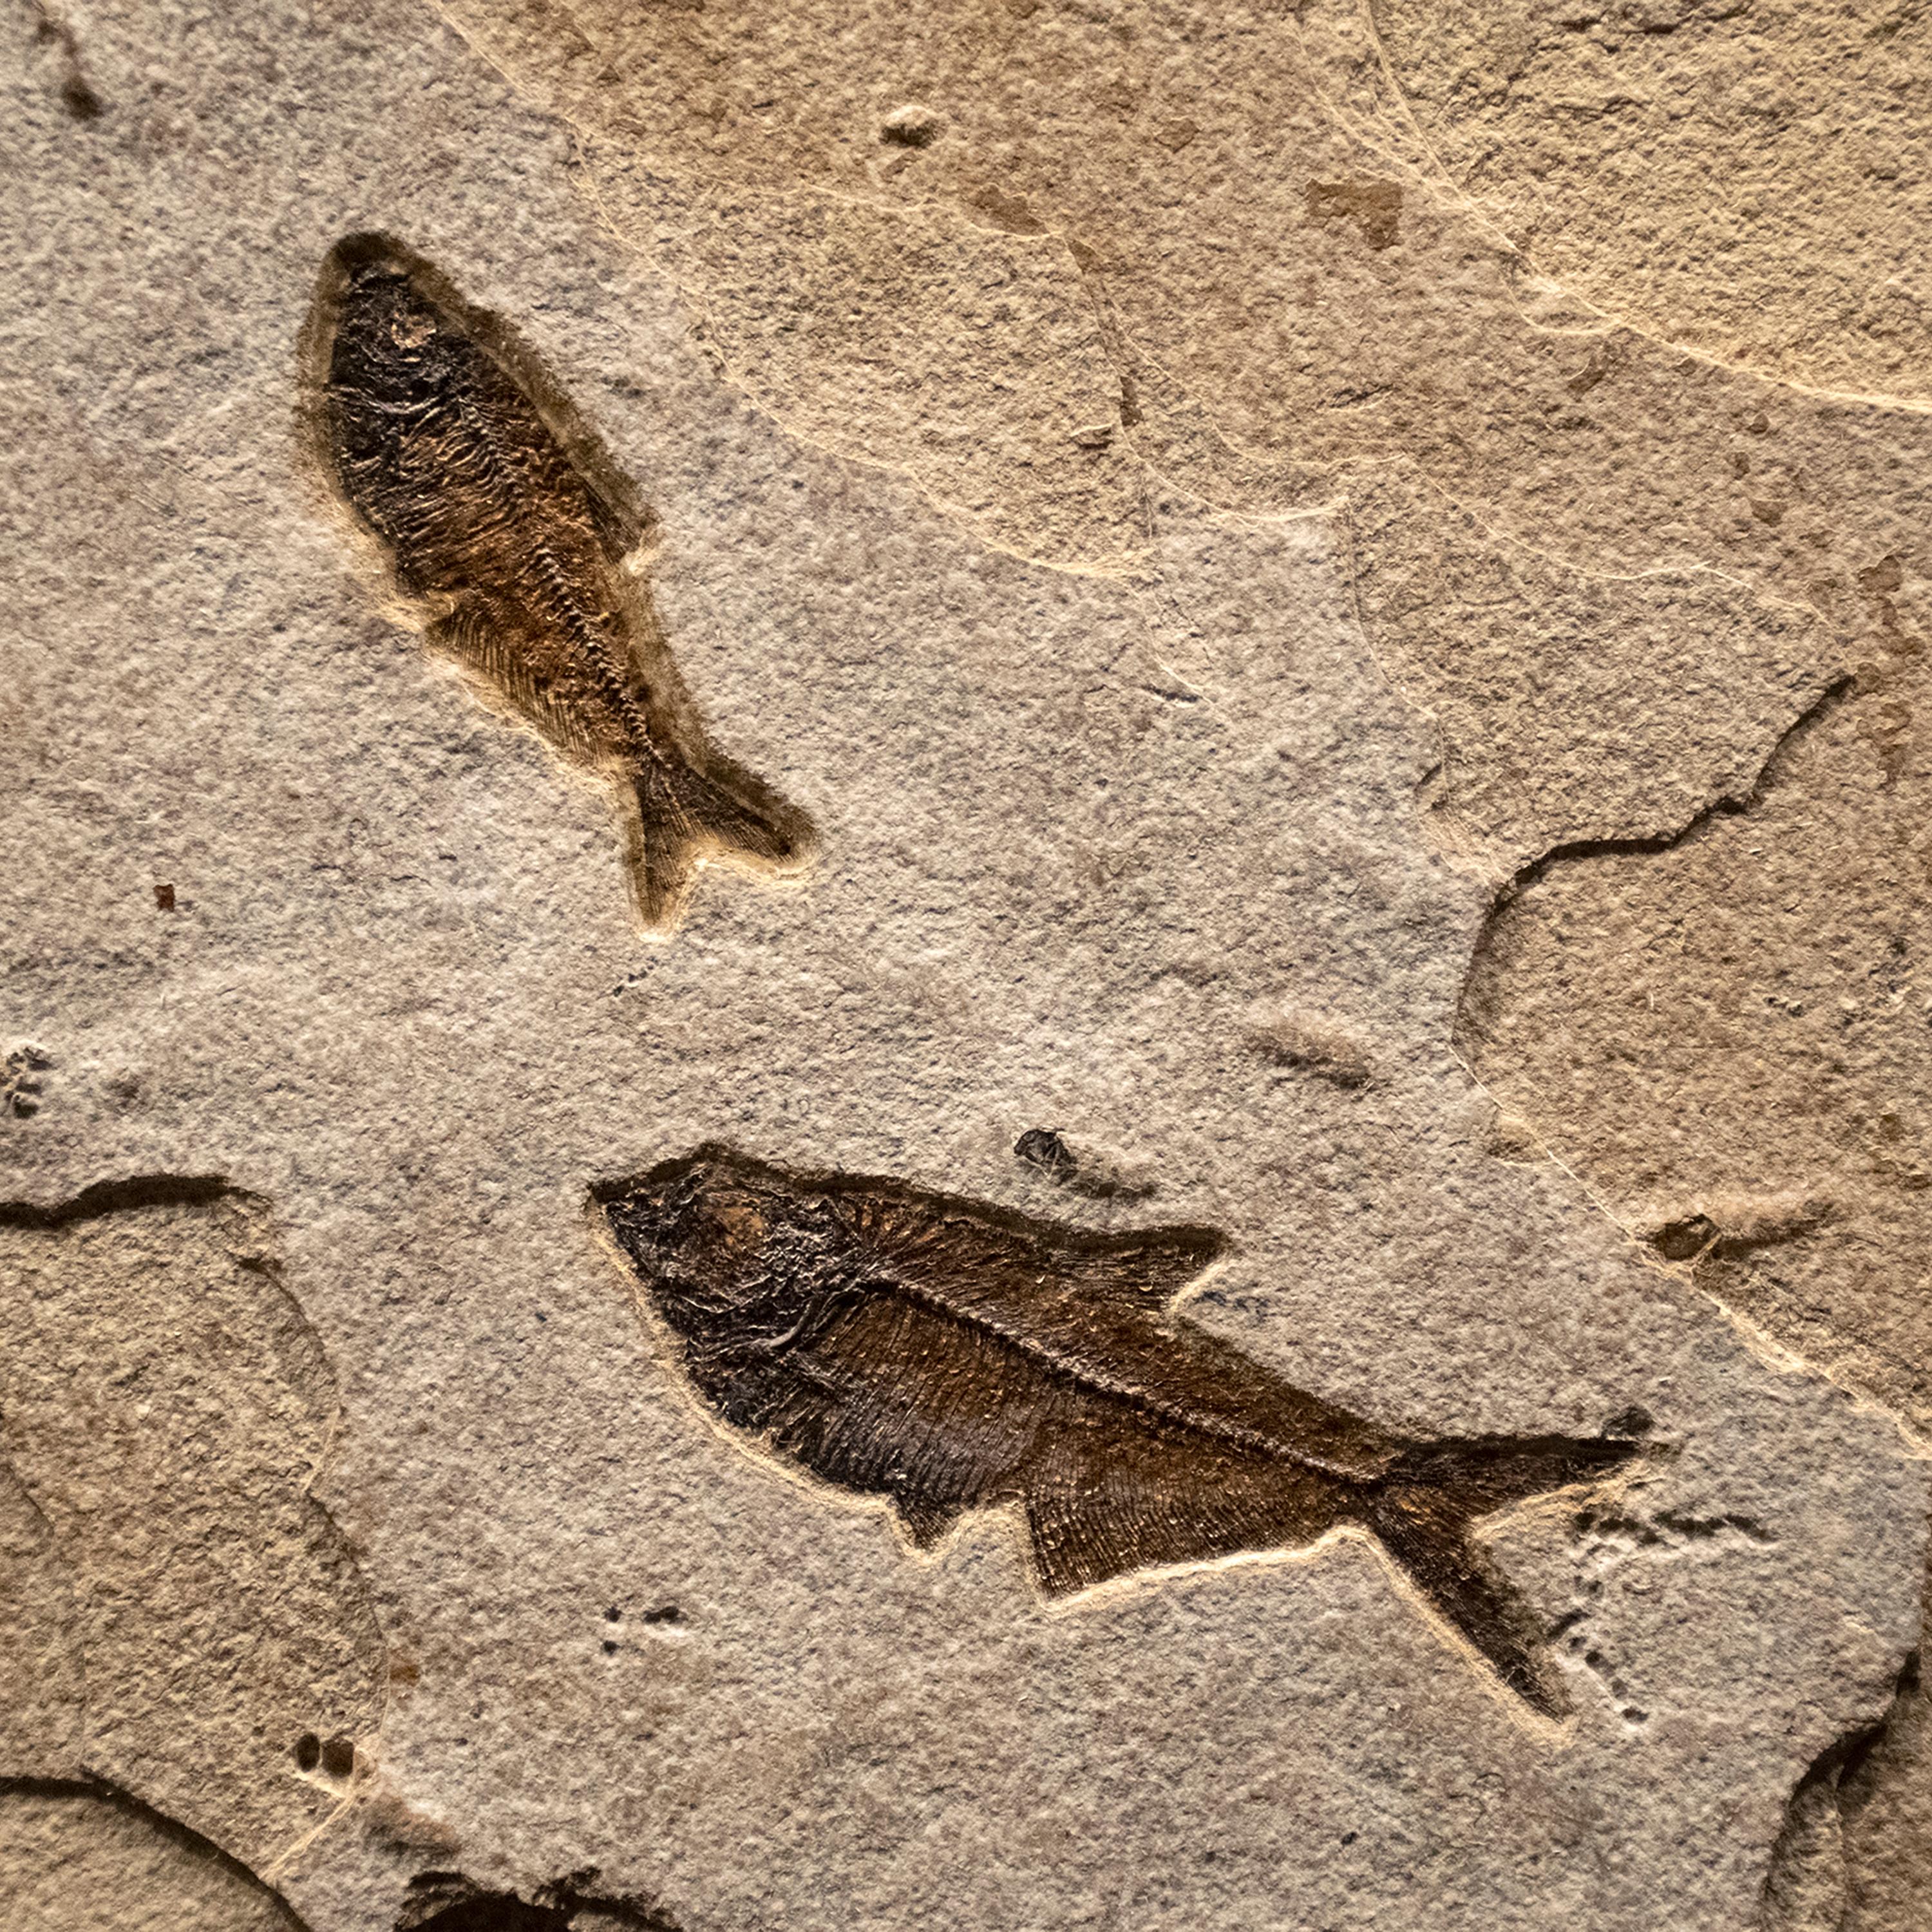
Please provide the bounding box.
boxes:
[592,1146,1647,1719]
[303,232,811,933]
[397,1867,681,1931]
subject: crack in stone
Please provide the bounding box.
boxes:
[0,1776,312,1929]
[1760,1651,1926,1931]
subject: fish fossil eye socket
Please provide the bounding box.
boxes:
[336,265,439,356]
[705,1196,776,1258]
[386,307,439,352]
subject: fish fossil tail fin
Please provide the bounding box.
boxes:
[625,755,808,932]
[1365,1433,1642,1720]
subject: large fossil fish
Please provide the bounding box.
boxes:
[304,232,811,932]
[594,1146,1647,1719]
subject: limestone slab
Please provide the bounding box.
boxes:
[0,4,1926,1931]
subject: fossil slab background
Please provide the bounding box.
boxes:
[1371,0,1932,404]
[0,1785,308,1932]
[0,1185,384,1869]
[438,0,1932,871]
[3,3,1929,1931]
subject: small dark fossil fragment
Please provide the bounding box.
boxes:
[1014,1127,1076,1175]
[3,1045,52,1119]
[1013,1126,1152,1201]
[399,1869,680,1931]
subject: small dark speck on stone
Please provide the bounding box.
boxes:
[61,77,104,121]
[294,1732,321,1772]
[881,102,941,147]
[1651,1215,1718,1263]
[602,1640,619,1655]
[605,1605,622,1622]
[1015,1128,1076,1175]
[154,882,175,911]
[641,1605,683,1624]
[319,1735,355,1779]
[1602,1405,1654,1439]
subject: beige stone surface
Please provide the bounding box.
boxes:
[1459,653,1932,1435]
[440,0,1932,865]
[1756,1645,1932,1931]
[442,3,1932,594]
[0,1455,83,1777]
[0,1188,386,1871]
[1457,538,1932,1932]
[0,1785,308,1932]
[1841,1655,1932,1931]
[2,2,1930,1929]
[1372,0,1932,403]
[1344,468,1838,875]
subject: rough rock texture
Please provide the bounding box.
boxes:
[3,2,1930,1930]
[0,1186,386,1870]
[0,1456,84,1776]
[1344,469,1838,875]
[1461,658,1932,1437]
[437,0,1932,857]
[1838,1657,1932,1931]
[1372,0,1932,402]
[1760,1649,1932,1932]
[1459,551,1932,1932]
[1,1783,310,1932]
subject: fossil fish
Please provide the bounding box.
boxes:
[304,232,811,932]
[594,1146,1647,1719]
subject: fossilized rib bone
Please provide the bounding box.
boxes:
[305,232,812,933]
[594,1146,1645,1719]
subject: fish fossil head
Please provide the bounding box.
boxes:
[593,1149,863,1344]
[323,234,468,400]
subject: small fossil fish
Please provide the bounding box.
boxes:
[304,233,810,932]
[594,1147,1648,1719]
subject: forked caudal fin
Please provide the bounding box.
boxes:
[627,755,807,931]
[1365,1433,1643,1719]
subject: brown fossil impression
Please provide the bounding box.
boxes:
[303,232,813,933]
[594,1145,1648,1719]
